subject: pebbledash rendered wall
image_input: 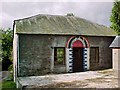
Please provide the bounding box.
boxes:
[88,36,114,70]
[17,34,114,77]
[112,49,120,73]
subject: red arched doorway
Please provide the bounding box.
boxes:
[72,40,84,48]
[72,40,84,72]
[66,36,90,72]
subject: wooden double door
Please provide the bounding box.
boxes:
[73,47,84,72]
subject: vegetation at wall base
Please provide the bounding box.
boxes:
[1,80,16,89]
[1,71,16,89]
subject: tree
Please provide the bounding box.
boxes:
[1,28,13,70]
[110,0,120,35]
[0,29,3,61]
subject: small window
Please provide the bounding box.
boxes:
[90,47,99,63]
[54,47,65,65]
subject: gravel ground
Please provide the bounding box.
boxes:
[18,69,119,89]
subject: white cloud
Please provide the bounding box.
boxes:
[1,0,114,2]
[1,12,14,28]
[1,2,114,29]
[0,2,2,27]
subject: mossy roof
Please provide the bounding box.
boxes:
[14,14,117,36]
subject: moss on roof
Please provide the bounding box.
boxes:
[14,14,117,36]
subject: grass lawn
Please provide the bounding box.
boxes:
[0,80,16,90]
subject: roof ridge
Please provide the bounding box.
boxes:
[14,14,67,21]
[14,14,117,36]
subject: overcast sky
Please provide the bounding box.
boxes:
[0,0,114,29]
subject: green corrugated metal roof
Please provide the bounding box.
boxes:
[14,14,117,36]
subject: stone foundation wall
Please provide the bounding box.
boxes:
[18,35,115,76]
[18,35,69,76]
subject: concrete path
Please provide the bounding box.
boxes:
[17,69,119,88]
[18,71,103,87]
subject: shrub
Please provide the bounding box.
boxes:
[1,28,13,71]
